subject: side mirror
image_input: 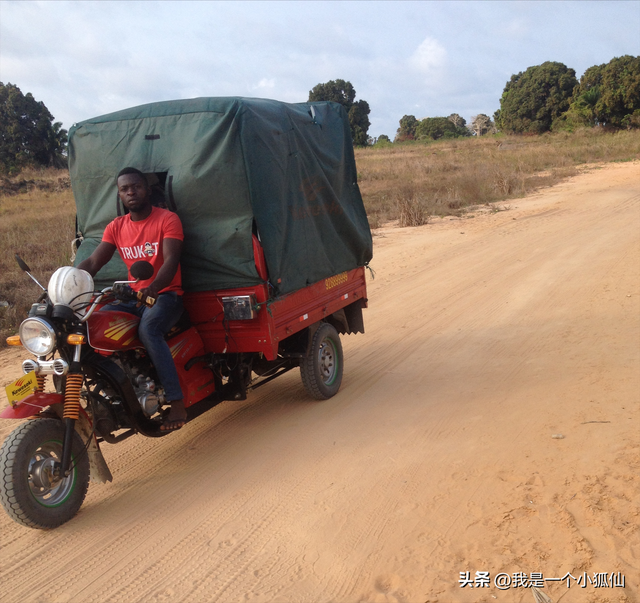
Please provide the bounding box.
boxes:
[15,254,31,273]
[15,254,45,290]
[130,260,154,281]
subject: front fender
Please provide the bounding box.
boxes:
[0,392,64,419]
[0,392,113,483]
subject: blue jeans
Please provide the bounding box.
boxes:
[103,292,184,401]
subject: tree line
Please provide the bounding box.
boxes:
[495,55,640,133]
[1,54,638,174]
[389,55,639,144]
[0,82,68,174]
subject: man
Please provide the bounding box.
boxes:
[77,167,187,431]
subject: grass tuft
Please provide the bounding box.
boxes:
[397,198,430,227]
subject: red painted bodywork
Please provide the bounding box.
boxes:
[88,311,143,352]
[0,392,63,419]
[168,327,216,408]
[184,266,368,361]
[87,314,215,408]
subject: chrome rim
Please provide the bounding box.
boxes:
[318,338,337,385]
[28,440,76,507]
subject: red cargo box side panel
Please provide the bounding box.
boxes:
[183,284,278,359]
[269,267,367,343]
[183,267,367,360]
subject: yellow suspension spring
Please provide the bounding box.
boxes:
[36,374,47,392]
[63,373,83,420]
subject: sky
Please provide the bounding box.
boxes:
[1,1,639,139]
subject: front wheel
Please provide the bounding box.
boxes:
[300,322,344,400]
[0,418,90,529]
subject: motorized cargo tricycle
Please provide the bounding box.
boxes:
[0,97,372,528]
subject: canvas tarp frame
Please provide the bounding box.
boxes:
[69,97,372,295]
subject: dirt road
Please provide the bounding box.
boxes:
[1,162,638,603]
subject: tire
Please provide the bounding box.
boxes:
[300,322,344,400]
[0,418,90,529]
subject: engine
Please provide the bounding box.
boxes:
[133,373,160,417]
[117,356,164,418]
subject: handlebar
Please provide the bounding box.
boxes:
[136,290,156,307]
[112,283,156,307]
[80,284,155,323]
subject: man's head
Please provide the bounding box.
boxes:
[117,167,151,216]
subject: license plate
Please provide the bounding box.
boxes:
[5,371,38,407]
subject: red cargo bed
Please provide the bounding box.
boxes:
[184,267,367,361]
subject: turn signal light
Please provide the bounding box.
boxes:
[66,334,86,345]
[6,335,21,346]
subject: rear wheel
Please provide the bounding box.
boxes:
[0,418,90,529]
[300,323,344,399]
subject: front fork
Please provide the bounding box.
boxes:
[60,344,84,477]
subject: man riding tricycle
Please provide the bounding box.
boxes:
[1,97,372,529]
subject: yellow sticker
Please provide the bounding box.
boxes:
[325,272,348,290]
[5,371,38,407]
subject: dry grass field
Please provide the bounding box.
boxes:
[0,168,76,343]
[1,128,639,344]
[357,128,640,227]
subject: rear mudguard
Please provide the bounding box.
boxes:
[0,393,113,484]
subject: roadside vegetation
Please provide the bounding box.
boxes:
[0,168,76,344]
[356,128,640,228]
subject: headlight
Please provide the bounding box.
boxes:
[19,317,57,356]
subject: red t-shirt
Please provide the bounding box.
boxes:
[103,206,183,294]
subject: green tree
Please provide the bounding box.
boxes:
[622,110,640,129]
[0,82,68,173]
[415,117,470,140]
[553,85,601,130]
[308,79,371,146]
[416,117,454,140]
[595,55,640,127]
[553,56,640,130]
[376,134,391,144]
[565,55,640,128]
[394,115,419,142]
[494,62,578,134]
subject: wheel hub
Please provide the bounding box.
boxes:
[27,442,75,506]
[318,341,336,382]
[30,457,60,489]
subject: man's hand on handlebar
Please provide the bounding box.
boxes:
[111,283,156,307]
[137,284,159,307]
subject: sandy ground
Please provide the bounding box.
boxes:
[0,162,638,603]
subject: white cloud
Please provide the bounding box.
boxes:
[409,37,447,75]
[251,78,276,93]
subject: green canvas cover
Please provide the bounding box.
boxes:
[69,97,372,295]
